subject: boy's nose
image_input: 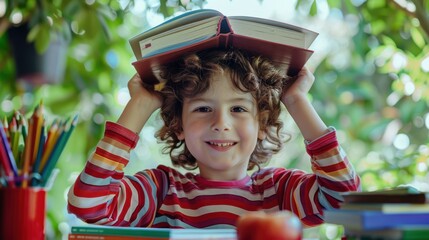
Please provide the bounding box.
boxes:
[211,110,231,132]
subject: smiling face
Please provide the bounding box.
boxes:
[177,70,266,180]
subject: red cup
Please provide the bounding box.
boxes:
[0,187,46,240]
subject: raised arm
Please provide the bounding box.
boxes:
[278,67,361,227]
[281,67,328,141]
[67,74,165,226]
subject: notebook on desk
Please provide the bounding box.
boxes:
[69,225,237,240]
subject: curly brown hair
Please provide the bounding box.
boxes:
[156,48,288,171]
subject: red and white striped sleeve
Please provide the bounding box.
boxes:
[275,127,361,227]
[67,121,166,227]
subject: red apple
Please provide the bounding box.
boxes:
[236,210,302,240]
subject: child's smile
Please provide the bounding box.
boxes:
[205,140,237,153]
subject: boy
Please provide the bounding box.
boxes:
[68,49,360,228]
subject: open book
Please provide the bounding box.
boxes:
[129,9,318,85]
[69,225,236,240]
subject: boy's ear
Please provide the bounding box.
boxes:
[176,131,185,140]
[258,129,267,140]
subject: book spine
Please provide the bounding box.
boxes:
[69,233,167,240]
[71,227,170,238]
[219,34,230,49]
[325,210,429,230]
[219,16,232,34]
[343,193,427,204]
[364,213,429,230]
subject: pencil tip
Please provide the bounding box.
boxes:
[72,114,79,123]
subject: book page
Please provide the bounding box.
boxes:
[228,16,318,49]
[138,16,221,58]
[228,19,305,48]
[129,9,223,59]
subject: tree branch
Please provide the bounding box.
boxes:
[411,0,429,38]
[0,18,11,37]
[389,0,416,17]
[389,0,429,38]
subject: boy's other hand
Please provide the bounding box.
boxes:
[128,74,162,112]
[280,67,315,107]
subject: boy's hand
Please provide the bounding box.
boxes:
[127,74,162,113]
[280,67,328,141]
[280,67,314,107]
[116,74,162,133]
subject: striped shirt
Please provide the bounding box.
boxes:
[67,121,360,228]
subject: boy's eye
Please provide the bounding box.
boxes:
[231,106,247,112]
[194,106,212,112]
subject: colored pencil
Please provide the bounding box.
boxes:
[0,103,76,188]
[31,102,44,166]
[9,117,19,163]
[31,123,45,186]
[19,111,27,141]
[41,114,78,186]
[38,119,60,172]
[0,121,17,187]
[2,116,9,139]
[21,117,34,188]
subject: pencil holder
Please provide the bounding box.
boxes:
[0,187,46,240]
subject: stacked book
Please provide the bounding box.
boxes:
[69,225,237,240]
[324,186,429,240]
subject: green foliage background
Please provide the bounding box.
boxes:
[1,0,428,239]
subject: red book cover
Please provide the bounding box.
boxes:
[129,9,317,85]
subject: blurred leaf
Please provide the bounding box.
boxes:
[381,35,397,47]
[326,0,341,8]
[63,0,81,17]
[33,23,51,53]
[295,0,303,10]
[398,99,423,123]
[27,23,40,41]
[410,27,426,49]
[96,3,117,20]
[367,0,385,9]
[371,20,387,35]
[309,0,317,16]
[358,118,391,141]
[28,6,44,27]
[60,20,72,42]
[74,8,99,39]
[98,14,112,42]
